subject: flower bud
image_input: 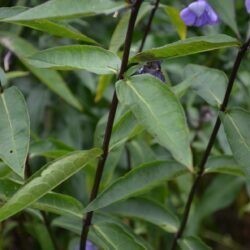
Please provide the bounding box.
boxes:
[137,61,166,83]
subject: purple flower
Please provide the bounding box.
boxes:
[75,241,97,250]
[86,241,98,250]
[246,0,250,13]
[180,0,219,27]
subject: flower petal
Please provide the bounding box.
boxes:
[246,0,250,13]
[180,8,197,26]
[180,0,219,27]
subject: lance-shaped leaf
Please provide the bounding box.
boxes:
[0,180,84,218]
[52,215,151,250]
[0,32,82,110]
[221,108,250,175]
[184,64,228,106]
[164,5,187,40]
[6,0,126,21]
[85,161,187,212]
[0,87,30,178]
[116,75,192,168]
[28,45,121,75]
[32,192,84,218]
[0,7,98,44]
[103,197,179,233]
[205,155,245,176]
[0,6,27,19]
[131,35,240,63]
[179,236,212,250]
[0,148,102,222]
[93,222,149,250]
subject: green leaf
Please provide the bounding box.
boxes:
[94,110,139,148]
[0,6,27,19]
[0,7,98,44]
[27,45,121,75]
[221,108,250,175]
[95,74,113,102]
[189,175,244,233]
[32,192,83,218]
[11,20,98,44]
[0,32,82,111]
[0,179,84,218]
[0,148,102,221]
[52,216,109,249]
[110,111,142,151]
[30,138,74,159]
[0,179,21,200]
[103,197,179,233]
[6,71,29,80]
[0,163,12,179]
[209,0,239,37]
[52,215,150,249]
[85,160,187,212]
[183,64,227,106]
[25,222,55,250]
[178,236,212,250]
[205,155,245,176]
[0,87,30,178]
[6,0,126,21]
[0,67,7,87]
[131,35,240,63]
[116,75,192,168]
[109,2,152,53]
[164,6,187,40]
[196,175,244,220]
[93,222,148,250]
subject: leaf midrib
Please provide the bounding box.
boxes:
[0,92,20,166]
[125,80,182,158]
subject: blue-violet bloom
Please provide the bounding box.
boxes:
[180,0,219,27]
[86,241,98,250]
[246,0,250,13]
[75,241,97,250]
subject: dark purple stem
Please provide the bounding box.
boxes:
[79,1,143,249]
[138,0,160,53]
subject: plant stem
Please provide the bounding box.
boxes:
[79,1,143,249]
[170,38,250,250]
[138,0,160,53]
[0,82,3,93]
[125,146,132,171]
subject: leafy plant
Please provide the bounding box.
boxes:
[0,1,250,250]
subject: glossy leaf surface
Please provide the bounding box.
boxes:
[28,45,121,75]
[86,161,187,212]
[6,0,126,21]
[0,148,102,221]
[116,74,192,168]
[221,108,250,175]
[0,87,30,177]
[103,197,179,232]
[131,35,240,62]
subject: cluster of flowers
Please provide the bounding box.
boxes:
[180,0,250,27]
